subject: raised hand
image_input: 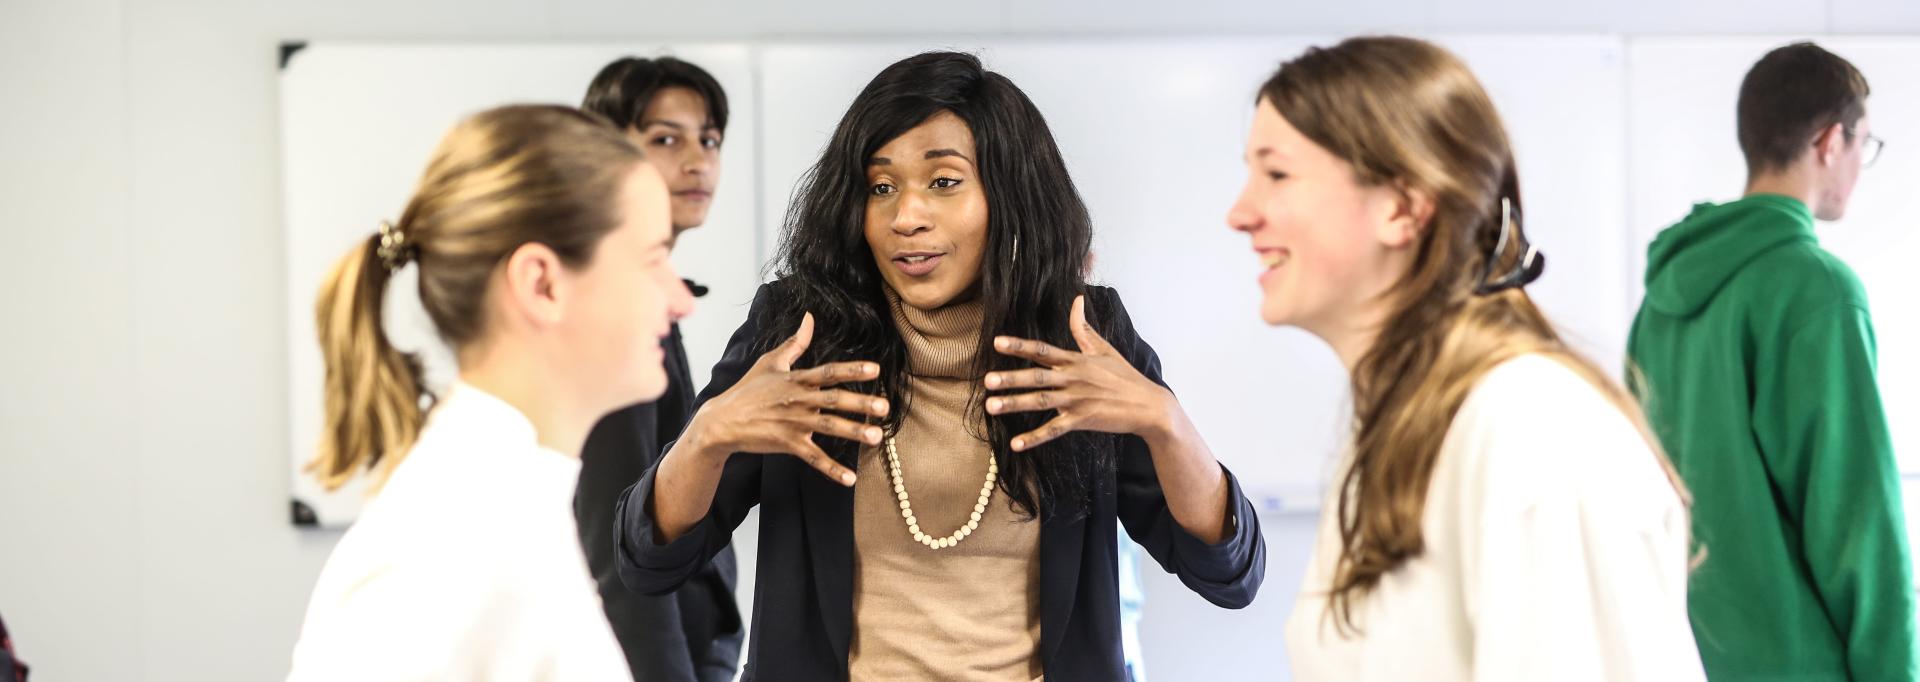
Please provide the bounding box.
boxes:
[983,296,1175,452]
[683,312,889,486]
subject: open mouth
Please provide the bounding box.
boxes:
[892,252,945,277]
[1256,249,1289,285]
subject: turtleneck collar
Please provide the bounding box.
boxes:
[884,285,986,380]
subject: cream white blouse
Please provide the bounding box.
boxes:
[288,384,629,681]
[1286,355,1705,681]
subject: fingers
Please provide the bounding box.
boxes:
[790,361,881,388]
[787,438,858,487]
[984,367,1067,391]
[985,391,1073,416]
[799,412,885,448]
[771,312,815,371]
[993,336,1077,365]
[1068,295,1113,355]
[795,389,891,419]
[1010,416,1076,452]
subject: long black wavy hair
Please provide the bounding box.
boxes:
[756,51,1115,519]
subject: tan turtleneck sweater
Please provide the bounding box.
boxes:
[847,288,1044,681]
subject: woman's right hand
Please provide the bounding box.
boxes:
[681,312,889,486]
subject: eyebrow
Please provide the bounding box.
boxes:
[869,148,973,166]
[1247,146,1292,164]
[925,148,972,163]
[638,119,721,133]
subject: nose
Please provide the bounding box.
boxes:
[1227,180,1264,235]
[669,277,696,323]
[890,189,932,236]
[657,260,695,323]
[679,143,712,179]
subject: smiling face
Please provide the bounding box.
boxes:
[862,111,990,311]
[1226,97,1419,350]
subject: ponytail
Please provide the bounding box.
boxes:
[302,105,644,493]
[307,231,431,492]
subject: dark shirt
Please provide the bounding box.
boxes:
[576,281,742,682]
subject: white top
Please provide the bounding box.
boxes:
[1286,355,1704,682]
[288,384,631,682]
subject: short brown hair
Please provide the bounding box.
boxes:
[1738,42,1870,176]
[582,56,729,133]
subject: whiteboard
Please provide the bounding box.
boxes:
[758,36,1632,505]
[280,36,1655,515]
[1628,38,1919,474]
[280,43,761,527]
[269,36,1920,678]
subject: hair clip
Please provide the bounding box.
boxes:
[1474,197,1545,295]
[376,220,415,272]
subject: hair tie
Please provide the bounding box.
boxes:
[1474,197,1545,295]
[376,220,415,272]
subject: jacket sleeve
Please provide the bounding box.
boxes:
[1758,301,1917,681]
[1098,287,1267,609]
[614,284,779,596]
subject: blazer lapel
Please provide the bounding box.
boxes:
[1038,495,1086,669]
[796,448,857,670]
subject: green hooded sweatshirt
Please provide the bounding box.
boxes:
[1629,193,1915,681]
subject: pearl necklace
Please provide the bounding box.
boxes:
[885,436,998,550]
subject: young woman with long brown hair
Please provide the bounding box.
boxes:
[1226,37,1704,680]
[287,104,693,680]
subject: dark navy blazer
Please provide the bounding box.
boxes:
[617,282,1266,682]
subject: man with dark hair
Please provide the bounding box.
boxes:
[576,55,742,682]
[583,56,730,240]
[1630,42,1913,681]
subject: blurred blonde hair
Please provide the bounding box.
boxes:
[308,104,642,491]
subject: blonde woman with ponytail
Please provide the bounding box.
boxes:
[288,105,692,681]
[1227,38,1704,680]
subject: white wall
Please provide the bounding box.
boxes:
[7,1,1920,681]
[277,42,764,527]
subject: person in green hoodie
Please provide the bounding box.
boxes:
[1629,41,1913,681]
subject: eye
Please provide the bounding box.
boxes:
[932,177,963,189]
[871,182,896,196]
[702,136,722,150]
[1266,170,1288,182]
[651,135,679,147]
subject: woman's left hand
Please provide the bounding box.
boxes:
[984,295,1176,451]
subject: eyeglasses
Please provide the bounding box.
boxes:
[1863,134,1887,168]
